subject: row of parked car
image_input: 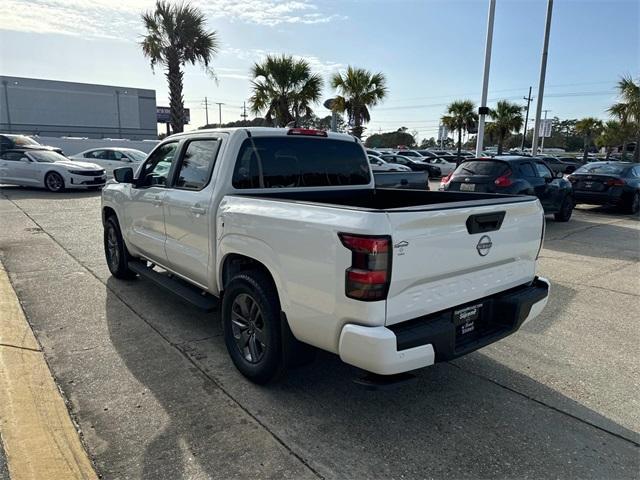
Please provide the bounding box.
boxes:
[0,134,147,192]
[439,155,640,217]
[1,133,638,215]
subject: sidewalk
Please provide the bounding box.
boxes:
[0,263,98,480]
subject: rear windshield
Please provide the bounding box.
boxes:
[232,137,371,189]
[10,135,40,146]
[574,164,627,175]
[454,160,508,176]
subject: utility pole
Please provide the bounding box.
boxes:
[540,109,551,153]
[215,102,224,128]
[531,0,553,156]
[203,97,210,125]
[475,0,496,158]
[240,101,248,122]
[521,86,533,151]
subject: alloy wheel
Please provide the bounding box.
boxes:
[230,293,267,363]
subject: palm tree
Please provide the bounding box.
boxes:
[608,75,640,162]
[441,100,477,159]
[575,117,604,163]
[141,1,219,134]
[249,55,323,127]
[488,100,524,155]
[331,67,388,139]
[596,120,625,159]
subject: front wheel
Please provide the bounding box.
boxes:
[45,171,65,192]
[554,195,574,222]
[104,216,136,279]
[222,270,285,384]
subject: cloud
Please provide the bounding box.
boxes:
[1,0,346,38]
[221,47,344,76]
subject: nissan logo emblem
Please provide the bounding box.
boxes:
[476,235,492,256]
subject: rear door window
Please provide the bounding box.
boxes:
[232,137,370,189]
[520,162,537,177]
[535,162,553,179]
[454,161,508,176]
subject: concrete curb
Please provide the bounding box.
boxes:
[0,263,98,480]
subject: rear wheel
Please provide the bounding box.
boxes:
[104,216,136,279]
[222,270,285,384]
[554,195,574,222]
[45,172,65,192]
[627,191,640,214]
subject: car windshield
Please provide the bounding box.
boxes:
[454,160,508,176]
[126,150,147,162]
[574,164,626,175]
[9,135,40,146]
[232,136,371,189]
[28,151,67,163]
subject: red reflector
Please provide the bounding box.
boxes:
[440,173,452,186]
[287,128,328,137]
[339,234,389,253]
[494,169,513,187]
[605,178,625,186]
[347,269,387,284]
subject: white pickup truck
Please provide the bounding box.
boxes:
[102,127,549,384]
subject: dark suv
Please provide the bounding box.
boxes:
[440,156,574,221]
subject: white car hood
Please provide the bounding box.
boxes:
[54,160,103,171]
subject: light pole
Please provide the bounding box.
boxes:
[531,0,554,155]
[475,0,496,158]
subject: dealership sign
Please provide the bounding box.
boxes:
[156,106,190,124]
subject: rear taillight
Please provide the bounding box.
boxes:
[494,169,513,187]
[605,178,625,186]
[339,233,391,301]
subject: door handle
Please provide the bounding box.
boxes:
[190,205,207,215]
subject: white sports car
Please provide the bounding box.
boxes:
[69,147,147,177]
[0,149,106,192]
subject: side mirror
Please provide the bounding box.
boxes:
[113,167,134,184]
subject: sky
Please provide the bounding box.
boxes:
[0,0,638,140]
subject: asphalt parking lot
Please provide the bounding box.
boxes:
[0,185,638,479]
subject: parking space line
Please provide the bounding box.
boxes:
[0,263,99,480]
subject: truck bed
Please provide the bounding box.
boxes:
[243,188,535,211]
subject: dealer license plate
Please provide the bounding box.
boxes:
[460,183,475,192]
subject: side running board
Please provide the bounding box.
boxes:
[128,260,218,311]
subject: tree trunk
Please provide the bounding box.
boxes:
[621,141,628,161]
[166,50,185,134]
[582,136,589,163]
[352,104,363,139]
[497,134,504,155]
[457,128,462,161]
[634,132,640,163]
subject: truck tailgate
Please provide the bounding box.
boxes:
[385,199,543,326]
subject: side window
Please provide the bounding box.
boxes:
[84,150,100,158]
[174,139,220,190]
[535,162,552,179]
[0,152,25,161]
[520,162,537,177]
[138,142,178,187]
[632,167,640,177]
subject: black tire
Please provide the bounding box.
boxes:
[222,270,285,384]
[554,195,574,222]
[44,171,65,192]
[627,192,640,215]
[104,216,136,279]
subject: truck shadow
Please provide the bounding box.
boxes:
[104,279,638,480]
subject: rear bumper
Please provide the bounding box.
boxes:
[574,190,624,206]
[338,276,550,375]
